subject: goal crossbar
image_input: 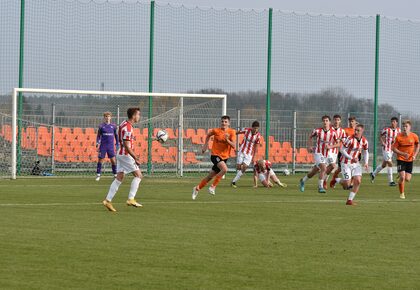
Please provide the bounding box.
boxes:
[11,88,227,179]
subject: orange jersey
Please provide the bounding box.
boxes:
[393,132,419,162]
[210,128,236,160]
[344,127,355,136]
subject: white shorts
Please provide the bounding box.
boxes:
[382,150,393,162]
[116,154,140,174]
[326,153,338,165]
[341,162,362,181]
[314,153,327,167]
[237,151,253,166]
[258,170,275,182]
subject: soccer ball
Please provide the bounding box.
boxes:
[156,130,169,143]
[283,169,291,176]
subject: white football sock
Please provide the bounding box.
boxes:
[318,179,324,188]
[373,165,384,176]
[387,167,393,182]
[348,191,356,201]
[302,175,309,182]
[232,170,243,183]
[106,179,122,202]
[325,174,330,182]
[128,177,142,200]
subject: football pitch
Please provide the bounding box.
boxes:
[1,174,419,290]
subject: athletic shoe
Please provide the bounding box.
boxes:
[389,181,397,187]
[95,175,101,181]
[400,193,406,199]
[299,179,305,192]
[208,186,216,195]
[192,186,199,200]
[318,188,326,194]
[126,199,143,208]
[231,182,237,188]
[102,199,116,212]
[346,199,355,206]
[323,180,328,189]
[330,178,337,189]
[370,172,375,183]
[278,182,287,188]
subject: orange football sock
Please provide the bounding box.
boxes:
[211,175,223,187]
[197,178,209,190]
[399,182,404,194]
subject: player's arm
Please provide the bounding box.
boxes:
[307,132,315,153]
[96,126,102,149]
[202,130,215,153]
[339,143,357,163]
[362,149,369,170]
[114,126,119,150]
[225,132,236,149]
[253,168,258,188]
[413,140,419,160]
[123,139,140,165]
[380,133,386,146]
[392,140,409,159]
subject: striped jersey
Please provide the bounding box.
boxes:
[381,127,401,151]
[254,160,272,174]
[118,120,134,155]
[340,135,369,164]
[310,128,338,157]
[239,128,261,155]
[331,126,347,154]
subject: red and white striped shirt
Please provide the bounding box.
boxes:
[381,127,401,151]
[331,127,347,154]
[254,160,272,174]
[311,128,338,157]
[340,135,369,164]
[239,128,261,155]
[118,120,134,155]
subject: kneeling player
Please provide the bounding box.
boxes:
[192,116,236,200]
[231,121,262,188]
[253,159,287,188]
[392,120,419,199]
[330,124,369,205]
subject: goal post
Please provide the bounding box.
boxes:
[11,88,227,179]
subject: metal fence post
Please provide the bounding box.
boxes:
[17,0,26,175]
[373,14,381,170]
[51,103,55,173]
[236,109,241,153]
[117,105,120,125]
[292,111,297,174]
[178,97,184,177]
[147,0,155,175]
[265,8,273,159]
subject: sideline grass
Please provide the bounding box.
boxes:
[0,174,419,289]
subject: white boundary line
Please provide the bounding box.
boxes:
[0,199,419,207]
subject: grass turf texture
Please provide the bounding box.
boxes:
[0,174,419,290]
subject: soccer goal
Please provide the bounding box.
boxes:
[6,88,227,179]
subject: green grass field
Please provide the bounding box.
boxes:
[1,174,419,290]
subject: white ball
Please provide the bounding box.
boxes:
[156,130,169,143]
[283,169,291,176]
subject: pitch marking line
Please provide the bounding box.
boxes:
[0,199,419,207]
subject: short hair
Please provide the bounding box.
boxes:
[103,111,112,117]
[348,116,356,122]
[221,115,230,121]
[333,114,342,120]
[322,115,331,121]
[403,120,412,126]
[356,124,364,129]
[127,107,140,119]
[252,120,260,127]
[391,117,398,122]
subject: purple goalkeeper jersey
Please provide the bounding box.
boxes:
[96,122,118,148]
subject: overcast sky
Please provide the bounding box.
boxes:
[111,0,420,20]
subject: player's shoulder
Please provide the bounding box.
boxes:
[228,128,236,134]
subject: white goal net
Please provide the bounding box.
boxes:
[2,88,226,179]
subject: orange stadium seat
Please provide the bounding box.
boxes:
[185,128,196,139]
[165,128,176,139]
[85,128,95,135]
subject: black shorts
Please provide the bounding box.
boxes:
[397,160,413,174]
[211,155,228,173]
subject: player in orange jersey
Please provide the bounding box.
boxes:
[192,116,236,200]
[392,120,419,199]
[330,116,357,186]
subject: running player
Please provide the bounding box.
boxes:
[370,117,401,186]
[330,124,369,205]
[253,159,287,188]
[299,115,339,193]
[231,120,262,188]
[324,114,346,188]
[102,108,143,212]
[331,116,357,184]
[192,116,236,200]
[392,120,419,199]
[95,112,118,181]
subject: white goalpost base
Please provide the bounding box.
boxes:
[11,88,227,179]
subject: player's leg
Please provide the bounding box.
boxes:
[126,169,143,207]
[332,163,352,190]
[317,163,327,193]
[324,163,337,189]
[192,168,217,200]
[209,160,228,194]
[269,170,287,188]
[232,153,249,187]
[96,148,106,180]
[108,148,117,178]
[398,161,412,199]
[346,174,361,205]
[103,170,125,212]
[300,165,320,192]
[259,173,271,188]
